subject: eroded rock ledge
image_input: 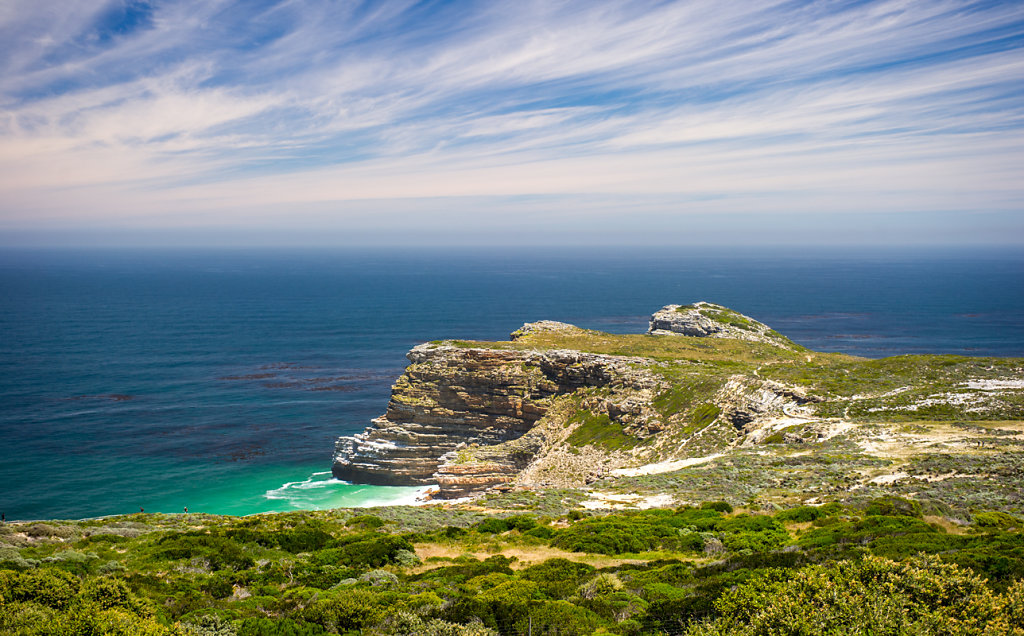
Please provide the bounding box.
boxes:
[331,341,660,493]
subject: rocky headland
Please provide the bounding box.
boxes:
[331,330,662,495]
[647,301,795,349]
[333,303,1024,505]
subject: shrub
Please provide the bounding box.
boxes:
[474,518,510,534]
[797,515,938,550]
[701,501,734,514]
[358,570,399,588]
[378,611,497,636]
[716,515,789,553]
[24,524,80,540]
[0,569,80,610]
[275,524,335,552]
[347,515,386,529]
[41,550,100,576]
[973,511,1022,531]
[513,600,604,635]
[578,588,648,623]
[294,564,358,589]
[687,555,1011,635]
[551,519,648,555]
[524,525,554,540]
[394,549,421,567]
[0,548,39,572]
[504,515,538,532]
[81,577,153,616]
[776,503,842,523]
[237,617,329,635]
[520,559,596,600]
[301,589,395,632]
[63,607,177,635]
[414,556,515,584]
[153,533,254,571]
[553,510,720,555]
[864,496,922,518]
[311,534,414,569]
[201,573,234,599]
[181,613,238,636]
[473,580,542,630]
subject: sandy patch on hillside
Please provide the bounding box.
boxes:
[923,515,971,535]
[962,379,1024,390]
[610,454,723,477]
[825,420,857,439]
[580,492,675,510]
[868,472,909,485]
[855,421,1016,459]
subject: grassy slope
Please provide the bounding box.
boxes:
[452,328,1021,413]
[2,501,1022,635]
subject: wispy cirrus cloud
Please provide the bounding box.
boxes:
[0,0,1022,245]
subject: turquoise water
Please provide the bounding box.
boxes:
[145,467,429,517]
[1,246,1022,521]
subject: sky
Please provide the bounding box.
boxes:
[1,0,1023,247]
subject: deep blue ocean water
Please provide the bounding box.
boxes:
[1,246,1022,521]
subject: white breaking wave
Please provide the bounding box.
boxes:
[263,471,433,509]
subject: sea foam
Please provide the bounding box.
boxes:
[264,471,431,509]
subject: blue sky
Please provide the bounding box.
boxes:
[1,0,1022,246]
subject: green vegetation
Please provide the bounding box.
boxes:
[2,497,1022,634]
[565,410,640,451]
[698,305,758,331]
[689,555,1024,635]
[450,320,1021,426]
[759,354,1024,421]
[689,403,721,429]
[450,329,810,365]
[651,376,725,421]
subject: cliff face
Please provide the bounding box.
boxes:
[332,306,819,498]
[331,339,660,493]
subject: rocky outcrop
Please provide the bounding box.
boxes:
[433,433,545,499]
[329,303,1024,506]
[648,302,796,349]
[714,376,820,431]
[332,304,819,499]
[509,320,581,340]
[331,336,661,494]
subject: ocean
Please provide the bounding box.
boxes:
[1,246,1022,521]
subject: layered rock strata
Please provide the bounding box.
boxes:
[648,301,795,349]
[433,432,546,499]
[331,339,659,491]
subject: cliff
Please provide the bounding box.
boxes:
[332,335,661,493]
[333,302,1024,501]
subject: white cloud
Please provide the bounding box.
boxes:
[0,0,1022,244]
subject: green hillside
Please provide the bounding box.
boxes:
[1,500,1023,635]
